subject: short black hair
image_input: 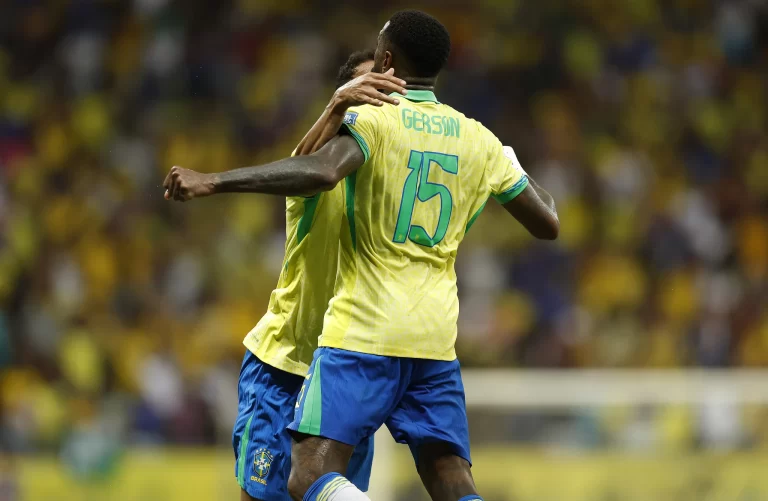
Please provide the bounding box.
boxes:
[384,10,451,78]
[336,50,375,88]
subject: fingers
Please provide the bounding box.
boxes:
[373,70,407,92]
[163,166,194,202]
[360,84,403,105]
[374,91,401,106]
[374,79,407,98]
[163,167,176,200]
[172,179,184,201]
[376,73,407,91]
[360,71,406,92]
[164,166,197,202]
[359,95,384,106]
[163,167,174,191]
[165,166,183,201]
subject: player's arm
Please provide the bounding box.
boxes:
[163,135,364,200]
[502,177,559,240]
[489,144,559,240]
[294,69,405,156]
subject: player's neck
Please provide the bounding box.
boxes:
[403,77,436,91]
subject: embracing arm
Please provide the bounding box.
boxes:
[295,69,405,156]
[294,106,348,157]
[503,176,559,240]
[212,135,364,196]
[163,135,365,200]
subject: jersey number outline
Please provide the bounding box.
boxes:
[393,150,458,247]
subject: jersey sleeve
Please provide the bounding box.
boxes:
[339,105,384,163]
[486,132,529,204]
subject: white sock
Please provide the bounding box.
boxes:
[303,472,371,501]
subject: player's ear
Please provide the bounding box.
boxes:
[383,51,393,72]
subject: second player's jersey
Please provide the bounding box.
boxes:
[320,90,529,361]
[243,184,344,376]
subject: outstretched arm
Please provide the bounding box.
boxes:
[502,176,559,240]
[163,135,365,200]
[294,69,405,156]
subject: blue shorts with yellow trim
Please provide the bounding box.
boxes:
[233,351,374,500]
[288,347,471,465]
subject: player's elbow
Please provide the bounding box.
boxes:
[532,214,559,240]
[312,169,341,193]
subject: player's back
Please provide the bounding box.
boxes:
[321,90,528,361]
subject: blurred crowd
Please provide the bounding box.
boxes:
[1,0,768,451]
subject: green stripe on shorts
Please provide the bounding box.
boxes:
[237,413,254,487]
[298,356,323,436]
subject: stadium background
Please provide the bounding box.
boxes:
[2,0,768,499]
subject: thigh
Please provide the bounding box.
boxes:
[288,347,403,447]
[385,358,471,465]
[233,351,304,501]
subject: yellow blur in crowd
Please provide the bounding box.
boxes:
[0,0,767,452]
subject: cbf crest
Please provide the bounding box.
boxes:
[253,448,274,479]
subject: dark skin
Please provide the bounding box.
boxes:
[166,27,558,501]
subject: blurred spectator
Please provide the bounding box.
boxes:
[0,0,767,449]
[0,450,18,501]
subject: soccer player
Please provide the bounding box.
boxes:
[209,51,405,501]
[164,10,558,501]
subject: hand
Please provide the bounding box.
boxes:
[163,166,216,202]
[331,68,407,112]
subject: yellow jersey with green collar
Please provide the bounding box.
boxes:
[242,183,345,377]
[321,90,529,360]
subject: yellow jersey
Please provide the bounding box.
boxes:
[243,184,344,376]
[321,90,528,361]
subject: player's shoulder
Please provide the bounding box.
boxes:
[437,103,495,141]
[344,103,395,126]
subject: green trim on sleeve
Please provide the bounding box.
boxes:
[296,194,320,244]
[492,176,529,204]
[465,200,488,234]
[341,124,370,163]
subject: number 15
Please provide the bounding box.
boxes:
[393,151,458,247]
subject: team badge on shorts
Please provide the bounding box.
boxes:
[253,448,274,479]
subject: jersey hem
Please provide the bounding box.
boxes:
[242,338,310,377]
[318,339,457,362]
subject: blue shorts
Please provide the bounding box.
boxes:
[288,347,471,465]
[233,351,374,500]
